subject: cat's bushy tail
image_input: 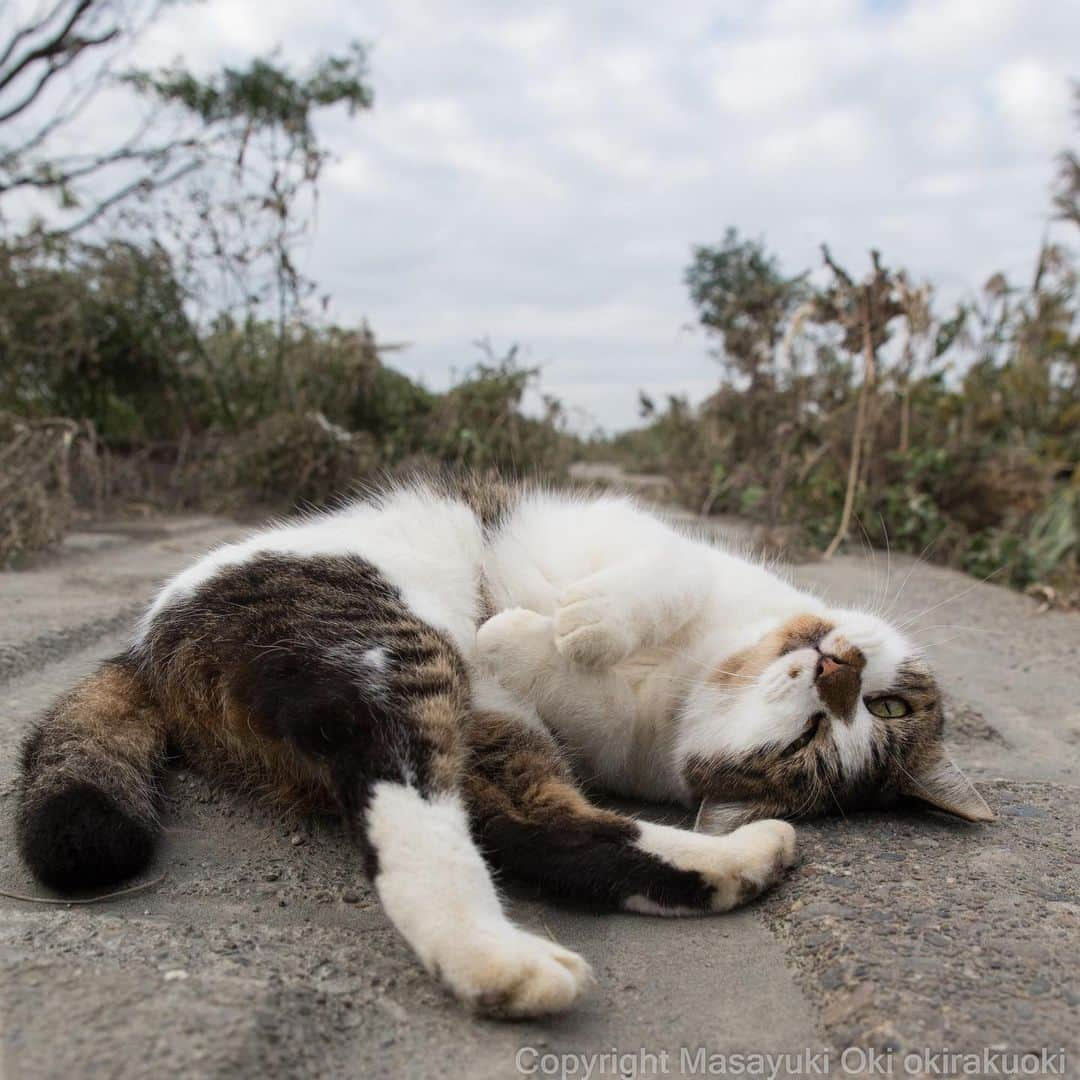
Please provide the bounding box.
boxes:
[16,655,167,892]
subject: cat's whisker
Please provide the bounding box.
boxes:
[896,565,1007,631]
[915,634,982,651]
[651,647,758,682]
[886,747,926,798]
[791,780,821,821]
[819,766,847,820]
[879,513,894,620]
[651,674,743,691]
[651,645,723,668]
[853,514,885,615]
[885,533,943,618]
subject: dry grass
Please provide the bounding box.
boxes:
[0,413,102,566]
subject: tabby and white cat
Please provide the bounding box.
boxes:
[16,475,992,1017]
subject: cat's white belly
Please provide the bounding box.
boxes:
[581,719,690,804]
[544,656,693,805]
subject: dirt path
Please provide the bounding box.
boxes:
[1,515,1076,1078]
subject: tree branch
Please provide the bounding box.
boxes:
[0,0,72,73]
[821,244,855,289]
[0,0,99,95]
[0,136,202,194]
[0,27,119,126]
[37,158,200,239]
[823,285,877,560]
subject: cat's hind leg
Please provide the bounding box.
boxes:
[464,681,797,916]
[214,564,590,1018]
[363,778,591,1016]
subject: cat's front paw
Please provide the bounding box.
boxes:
[719,819,798,908]
[629,819,797,915]
[554,584,636,668]
[441,926,593,1018]
[477,608,555,670]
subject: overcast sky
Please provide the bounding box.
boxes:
[54,0,1080,428]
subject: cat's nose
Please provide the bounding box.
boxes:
[816,655,843,680]
[814,653,860,722]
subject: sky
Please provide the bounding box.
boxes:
[11,0,1080,430]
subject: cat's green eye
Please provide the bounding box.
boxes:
[865,695,911,719]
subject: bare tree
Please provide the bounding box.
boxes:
[0,1,190,233]
[0,0,371,246]
[1053,84,1079,230]
[815,247,903,559]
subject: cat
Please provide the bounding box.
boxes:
[15,474,992,1018]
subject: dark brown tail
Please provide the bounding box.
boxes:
[16,655,167,892]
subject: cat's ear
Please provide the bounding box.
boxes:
[693,798,768,835]
[899,749,995,822]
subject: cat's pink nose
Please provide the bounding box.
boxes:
[814,653,860,721]
[817,655,842,680]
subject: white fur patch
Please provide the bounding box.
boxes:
[831,706,876,776]
[133,487,485,655]
[361,645,389,672]
[366,783,591,1016]
[623,895,701,916]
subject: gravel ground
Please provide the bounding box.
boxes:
[762,780,1078,1062]
[0,514,1077,1078]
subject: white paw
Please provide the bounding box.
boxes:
[440,926,593,1018]
[632,819,797,915]
[476,608,554,669]
[553,584,635,668]
[717,819,798,908]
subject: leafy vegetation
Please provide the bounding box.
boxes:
[613,133,1080,596]
[0,2,574,563]
[0,2,1076,601]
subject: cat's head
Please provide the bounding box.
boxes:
[679,610,993,831]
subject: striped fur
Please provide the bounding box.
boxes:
[17,660,165,891]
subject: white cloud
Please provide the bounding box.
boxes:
[9,0,1074,430]
[712,38,830,115]
[892,0,1023,62]
[751,105,875,173]
[992,59,1073,150]
[922,93,987,157]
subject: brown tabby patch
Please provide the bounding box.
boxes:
[711,614,835,688]
[15,657,168,890]
[137,552,470,815]
[464,708,719,911]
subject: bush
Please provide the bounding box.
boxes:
[187,411,381,511]
[0,241,206,444]
[0,413,99,566]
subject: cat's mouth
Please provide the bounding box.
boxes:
[782,710,827,756]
